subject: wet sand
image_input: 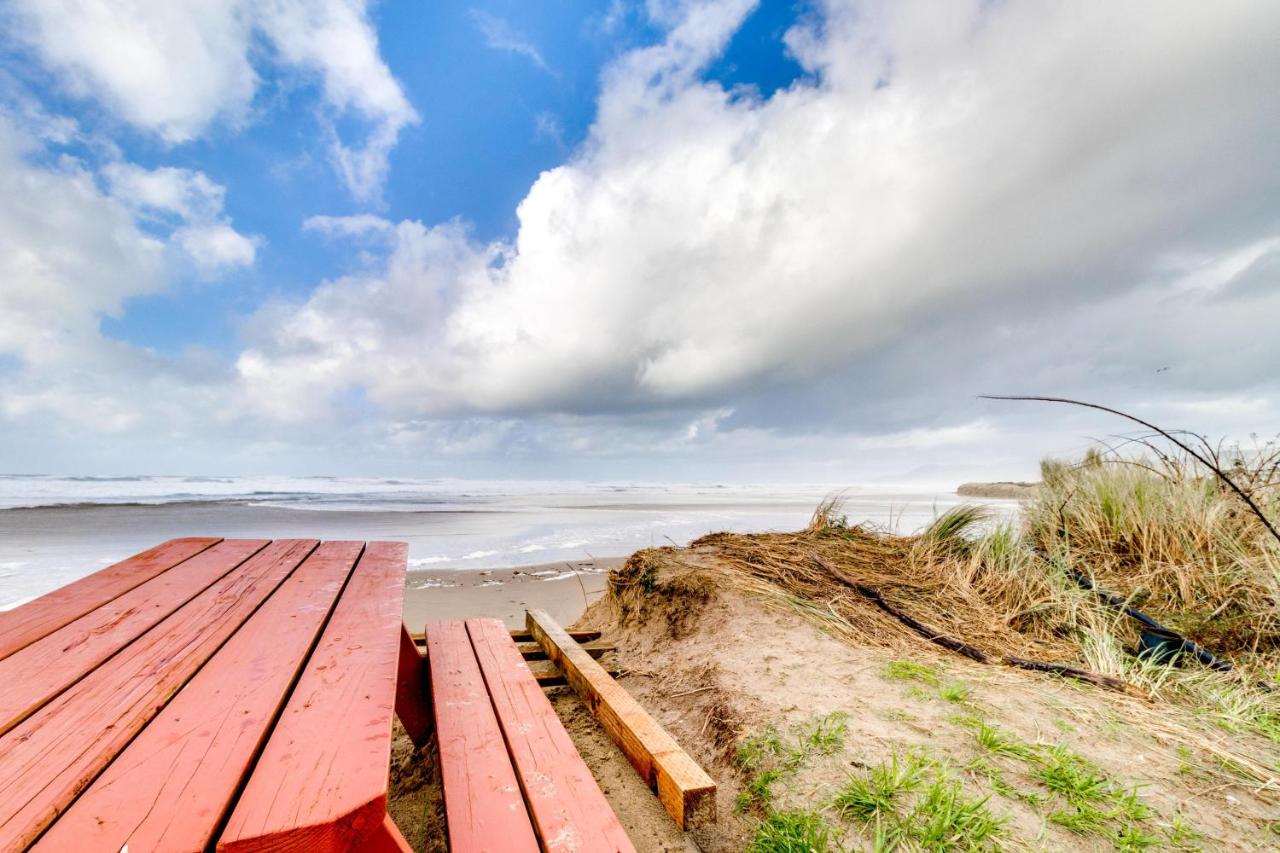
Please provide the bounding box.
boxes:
[401,557,625,628]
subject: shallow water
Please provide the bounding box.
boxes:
[0,476,1013,610]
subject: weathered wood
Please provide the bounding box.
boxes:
[528,657,620,686]
[509,628,601,643]
[411,628,602,645]
[0,539,317,850]
[34,541,361,852]
[0,537,220,660]
[526,609,717,830]
[468,618,636,853]
[518,638,614,660]
[396,622,432,748]
[426,620,538,853]
[0,538,268,737]
[218,542,411,852]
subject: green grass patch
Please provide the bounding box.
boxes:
[883,660,942,686]
[748,810,831,852]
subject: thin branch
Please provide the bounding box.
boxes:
[981,395,1280,547]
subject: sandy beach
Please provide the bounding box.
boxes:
[402,557,624,628]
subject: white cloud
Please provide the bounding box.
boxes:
[104,162,258,273]
[239,0,1280,442]
[303,213,394,238]
[470,10,551,73]
[174,223,257,273]
[0,116,164,366]
[6,0,415,200]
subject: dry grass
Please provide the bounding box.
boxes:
[608,447,1280,776]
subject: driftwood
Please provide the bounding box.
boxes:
[819,558,1148,699]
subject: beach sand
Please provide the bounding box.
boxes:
[401,556,624,628]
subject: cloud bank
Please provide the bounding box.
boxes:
[238,1,1280,437]
[3,0,1280,479]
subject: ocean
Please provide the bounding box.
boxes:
[0,475,1004,610]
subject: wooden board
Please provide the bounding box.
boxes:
[517,639,614,660]
[0,538,268,737]
[0,537,219,660]
[34,541,361,852]
[527,609,716,829]
[217,542,414,852]
[467,618,635,853]
[0,539,317,850]
[396,622,432,748]
[423,620,539,853]
[411,628,601,644]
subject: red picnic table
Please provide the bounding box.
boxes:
[0,537,431,852]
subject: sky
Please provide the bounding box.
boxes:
[0,0,1278,484]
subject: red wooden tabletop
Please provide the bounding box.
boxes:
[0,537,411,852]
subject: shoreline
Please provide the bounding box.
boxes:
[401,556,627,629]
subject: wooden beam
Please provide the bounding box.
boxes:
[527,659,619,686]
[526,609,717,830]
[516,639,614,661]
[408,628,601,644]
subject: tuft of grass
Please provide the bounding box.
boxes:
[938,681,972,703]
[800,712,848,755]
[883,660,942,686]
[736,728,788,771]
[737,768,784,812]
[1034,745,1111,804]
[906,777,1006,850]
[1049,804,1111,835]
[833,752,929,821]
[961,717,1041,762]
[749,810,831,853]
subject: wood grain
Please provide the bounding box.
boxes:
[468,618,636,853]
[0,538,268,737]
[425,620,538,853]
[33,541,361,853]
[0,539,317,850]
[217,542,411,852]
[527,608,716,829]
[0,537,220,661]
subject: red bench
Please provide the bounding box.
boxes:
[0,538,421,851]
[426,618,636,853]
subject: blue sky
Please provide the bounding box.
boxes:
[1,1,1278,480]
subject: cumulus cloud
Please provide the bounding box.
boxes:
[239,0,1280,448]
[104,162,258,273]
[6,0,416,200]
[0,117,164,367]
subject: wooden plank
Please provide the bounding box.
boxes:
[0,538,269,737]
[410,628,601,644]
[527,609,716,830]
[216,542,412,852]
[467,618,635,853]
[0,537,220,661]
[517,638,614,660]
[422,620,538,853]
[34,541,362,853]
[0,539,317,850]
[529,658,621,686]
[396,622,433,748]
